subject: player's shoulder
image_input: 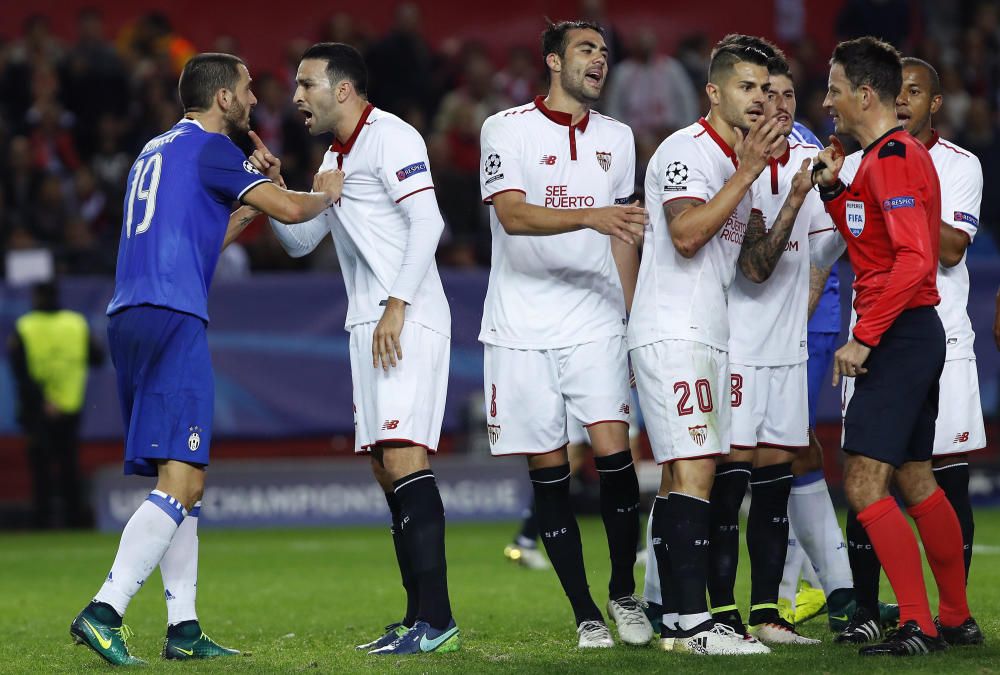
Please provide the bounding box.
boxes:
[931,135,981,172]
[484,101,539,130]
[653,121,712,160]
[368,107,422,142]
[588,109,634,140]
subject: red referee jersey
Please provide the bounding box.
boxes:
[824,127,941,347]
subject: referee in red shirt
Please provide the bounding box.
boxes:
[813,37,979,656]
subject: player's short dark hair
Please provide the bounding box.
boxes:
[831,37,902,104]
[901,56,941,96]
[709,34,781,83]
[300,42,368,96]
[178,53,246,113]
[541,19,604,64]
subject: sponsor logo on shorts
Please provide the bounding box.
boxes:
[381,419,400,431]
[395,161,427,181]
[539,154,557,165]
[487,423,501,446]
[187,426,202,452]
[688,424,708,447]
[954,431,970,444]
[596,151,612,172]
[954,211,979,227]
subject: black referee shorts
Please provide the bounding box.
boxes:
[843,306,945,468]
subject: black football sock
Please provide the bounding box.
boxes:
[530,464,602,624]
[747,462,793,625]
[393,470,452,630]
[666,492,712,622]
[595,450,641,600]
[933,463,974,580]
[384,490,419,626]
[515,497,540,547]
[846,509,881,617]
[650,495,677,626]
[707,462,750,614]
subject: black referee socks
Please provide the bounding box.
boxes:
[595,450,641,600]
[393,470,453,630]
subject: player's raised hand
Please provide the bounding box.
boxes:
[789,158,813,199]
[734,116,784,177]
[812,135,845,188]
[373,297,405,371]
[314,169,345,204]
[585,201,647,244]
[832,339,870,387]
[248,131,286,188]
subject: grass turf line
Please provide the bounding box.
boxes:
[1,514,999,673]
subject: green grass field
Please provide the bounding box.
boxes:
[2,513,999,673]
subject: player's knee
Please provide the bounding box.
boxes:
[791,444,823,476]
[670,457,715,500]
[894,463,938,507]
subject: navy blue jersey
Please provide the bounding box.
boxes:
[792,122,841,333]
[107,119,269,321]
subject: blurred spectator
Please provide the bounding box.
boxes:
[836,0,916,53]
[579,0,624,63]
[116,12,196,78]
[366,3,434,117]
[7,280,103,528]
[26,101,81,178]
[494,46,540,105]
[604,29,698,137]
[957,97,1000,244]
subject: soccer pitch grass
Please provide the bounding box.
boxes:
[3,515,1000,673]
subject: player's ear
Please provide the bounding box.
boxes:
[216,87,231,112]
[336,79,352,103]
[929,94,943,116]
[545,52,561,74]
[705,82,720,106]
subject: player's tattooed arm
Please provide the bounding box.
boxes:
[738,158,811,283]
[807,264,832,319]
[223,205,261,250]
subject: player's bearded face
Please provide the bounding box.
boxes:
[225,68,255,134]
[556,30,608,103]
[294,59,338,136]
[716,63,769,131]
[765,74,795,137]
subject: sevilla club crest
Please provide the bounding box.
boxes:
[596,151,612,172]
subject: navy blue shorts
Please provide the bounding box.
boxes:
[806,331,838,427]
[842,307,945,468]
[108,305,213,476]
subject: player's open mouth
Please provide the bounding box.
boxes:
[300,109,314,125]
[897,111,911,121]
[585,69,603,85]
[776,113,791,124]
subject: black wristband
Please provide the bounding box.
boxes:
[818,180,846,202]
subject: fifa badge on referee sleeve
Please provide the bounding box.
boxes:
[846,200,866,237]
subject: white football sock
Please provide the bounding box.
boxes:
[780,523,805,604]
[94,490,185,616]
[160,500,200,626]
[679,611,713,631]
[642,504,661,605]
[788,475,853,596]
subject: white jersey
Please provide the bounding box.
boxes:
[272,106,451,336]
[841,134,982,360]
[729,142,837,365]
[479,96,635,349]
[629,118,758,352]
[927,132,981,360]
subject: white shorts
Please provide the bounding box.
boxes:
[933,357,986,456]
[565,388,642,446]
[730,362,809,450]
[631,339,730,464]
[484,335,631,456]
[349,321,449,453]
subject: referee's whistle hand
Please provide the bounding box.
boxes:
[832,339,870,387]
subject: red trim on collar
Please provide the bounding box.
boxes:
[767,144,791,194]
[924,129,939,150]
[330,103,375,155]
[698,118,737,167]
[534,96,590,161]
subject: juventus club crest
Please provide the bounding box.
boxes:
[596,151,612,172]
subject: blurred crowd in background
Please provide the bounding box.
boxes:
[2,1,1000,279]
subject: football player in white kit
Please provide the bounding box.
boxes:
[255,43,460,656]
[718,54,842,646]
[834,57,986,646]
[479,20,652,649]
[631,34,805,655]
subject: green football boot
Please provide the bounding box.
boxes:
[162,620,241,660]
[70,602,146,666]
